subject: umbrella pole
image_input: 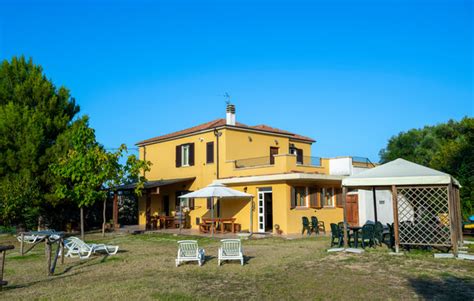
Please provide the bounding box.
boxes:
[211,197,214,237]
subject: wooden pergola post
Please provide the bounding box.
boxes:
[447,182,459,256]
[113,191,119,230]
[342,187,349,248]
[391,185,400,253]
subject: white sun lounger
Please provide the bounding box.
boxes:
[218,239,244,266]
[175,240,205,267]
[17,230,61,244]
[63,237,119,259]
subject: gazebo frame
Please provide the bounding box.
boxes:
[342,181,462,254]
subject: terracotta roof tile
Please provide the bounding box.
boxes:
[136,118,315,145]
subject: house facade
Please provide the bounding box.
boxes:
[135,104,372,234]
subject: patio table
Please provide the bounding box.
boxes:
[202,218,236,234]
[159,216,175,229]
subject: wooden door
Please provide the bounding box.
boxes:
[270,147,279,165]
[346,194,359,226]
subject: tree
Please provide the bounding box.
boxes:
[50,116,151,239]
[379,117,474,218]
[0,56,79,229]
[101,147,151,237]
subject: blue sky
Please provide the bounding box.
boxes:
[1,0,472,162]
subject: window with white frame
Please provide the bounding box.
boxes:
[181,144,190,166]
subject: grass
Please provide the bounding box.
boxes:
[0,233,473,300]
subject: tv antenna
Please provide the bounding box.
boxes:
[223,92,231,105]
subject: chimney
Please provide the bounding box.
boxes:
[226,103,236,126]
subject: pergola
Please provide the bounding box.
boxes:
[341,158,462,254]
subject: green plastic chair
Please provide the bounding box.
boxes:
[310,216,326,234]
[374,221,384,246]
[302,217,311,236]
[385,223,395,249]
[330,223,343,247]
[360,224,375,248]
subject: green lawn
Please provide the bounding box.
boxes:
[0,233,473,300]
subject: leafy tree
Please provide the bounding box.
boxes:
[0,56,79,228]
[379,117,474,218]
[50,116,151,239]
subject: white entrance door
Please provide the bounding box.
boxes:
[257,188,272,232]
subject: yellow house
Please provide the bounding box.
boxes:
[135,104,362,234]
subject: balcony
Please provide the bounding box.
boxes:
[232,154,325,176]
[297,156,322,167]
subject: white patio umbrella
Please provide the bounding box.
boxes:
[178,183,253,236]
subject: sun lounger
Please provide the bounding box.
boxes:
[218,239,244,266]
[175,240,205,267]
[63,237,119,259]
[17,230,61,244]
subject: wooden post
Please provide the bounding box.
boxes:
[113,192,119,230]
[455,187,463,244]
[20,233,24,256]
[391,185,400,253]
[45,240,52,276]
[342,187,349,248]
[0,251,5,291]
[80,207,85,241]
[0,245,14,291]
[447,183,458,256]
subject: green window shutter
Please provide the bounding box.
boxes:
[189,198,195,210]
[176,145,182,167]
[207,197,212,210]
[290,187,296,209]
[189,143,195,166]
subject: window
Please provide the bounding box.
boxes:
[181,144,190,166]
[293,187,307,207]
[206,142,214,164]
[322,187,334,207]
[176,143,194,167]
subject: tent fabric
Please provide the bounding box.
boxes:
[178,182,253,199]
[342,158,460,187]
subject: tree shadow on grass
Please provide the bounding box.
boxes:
[408,276,474,300]
[3,254,116,291]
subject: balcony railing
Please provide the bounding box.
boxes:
[352,156,376,168]
[297,156,322,167]
[234,155,323,168]
[234,156,271,168]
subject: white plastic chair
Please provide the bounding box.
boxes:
[218,239,244,266]
[63,237,119,259]
[175,240,205,267]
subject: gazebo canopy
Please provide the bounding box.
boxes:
[342,158,460,187]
